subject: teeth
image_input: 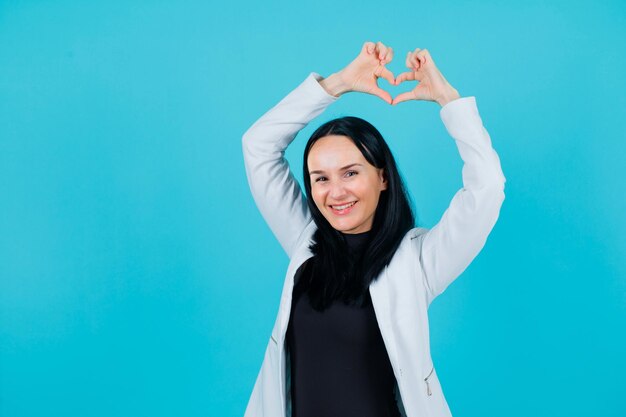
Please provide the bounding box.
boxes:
[333,201,356,210]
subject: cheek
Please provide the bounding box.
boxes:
[353,182,373,200]
[356,181,380,205]
[311,186,325,207]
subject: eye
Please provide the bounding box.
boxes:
[345,170,358,177]
[315,176,327,182]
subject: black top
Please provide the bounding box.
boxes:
[286,230,401,417]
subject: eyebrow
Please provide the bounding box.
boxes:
[309,163,363,176]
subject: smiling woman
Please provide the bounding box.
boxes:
[301,116,415,313]
[241,40,506,417]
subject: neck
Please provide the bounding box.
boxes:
[341,229,371,253]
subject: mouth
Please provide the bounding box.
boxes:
[329,201,357,215]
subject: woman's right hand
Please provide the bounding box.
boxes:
[325,41,396,104]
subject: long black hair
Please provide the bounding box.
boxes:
[301,116,417,311]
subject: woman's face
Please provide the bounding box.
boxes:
[307,135,387,234]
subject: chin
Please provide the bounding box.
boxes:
[332,223,361,233]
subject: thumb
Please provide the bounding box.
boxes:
[391,90,416,106]
[369,86,392,105]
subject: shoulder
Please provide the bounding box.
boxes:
[407,226,429,239]
[389,227,430,261]
[288,219,317,258]
[402,227,429,245]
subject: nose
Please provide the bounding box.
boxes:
[328,180,349,201]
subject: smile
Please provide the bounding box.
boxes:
[330,201,357,215]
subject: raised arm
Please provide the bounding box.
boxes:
[394,48,506,303]
[242,73,339,258]
[417,97,505,303]
[242,41,398,258]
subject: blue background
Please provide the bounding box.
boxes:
[1,1,624,416]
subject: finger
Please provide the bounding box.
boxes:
[391,90,416,106]
[370,86,392,105]
[376,41,388,61]
[410,52,421,70]
[394,71,416,85]
[363,41,376,55]
[416,51,426,66]
[417,49,432,66]
[405,51,413,70]
[410,48,423,67]
[381,47,393,64]
[379,66,395,85]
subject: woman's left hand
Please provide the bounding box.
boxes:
[333,41,397,104]
[392,48,460,107]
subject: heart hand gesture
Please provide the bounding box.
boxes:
[320,42,461,107]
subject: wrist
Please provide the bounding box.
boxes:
[319,73,350,97]
[436,88,461,107]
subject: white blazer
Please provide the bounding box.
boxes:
[241,72,506,417]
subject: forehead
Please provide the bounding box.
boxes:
[308,135,366,168]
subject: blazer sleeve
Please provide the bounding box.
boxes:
[413,96,506,302]
[242,72,340,259]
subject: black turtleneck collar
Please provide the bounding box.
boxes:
[341,229,372,253]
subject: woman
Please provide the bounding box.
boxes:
[241,41,506,417]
